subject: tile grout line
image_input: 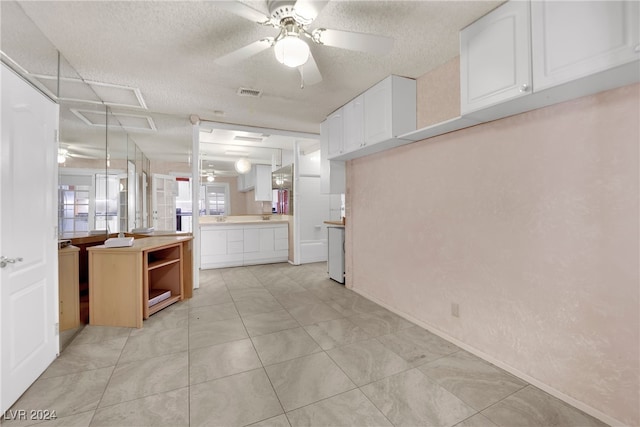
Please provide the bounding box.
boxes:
[234,268,289,424]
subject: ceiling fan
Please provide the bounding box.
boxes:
[58,144,98,163]
[215,0,394,86]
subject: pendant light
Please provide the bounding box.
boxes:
[234,158,252,174]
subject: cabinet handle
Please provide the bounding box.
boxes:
[519,84,530,93]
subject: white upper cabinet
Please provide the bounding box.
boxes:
[531,1,640,91]
[237,164,271,200]
[237,167,256,192]
[364,75,416,146]
[254,164,273,202]
[343,94,364,154]
[460,0,532,115]
[320,119,346,194]
[325,75,416,161]
[327,108,344,158]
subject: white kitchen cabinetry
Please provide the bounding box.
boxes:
[320,118,346,194]
[237,164,271,201]
[327,108,344,158]
[200,223,288,268]
[531,0,640,91]
[460,0,532,115]
[363,75,416,146]
[328,75,416,161]
[200,226,244,268]
[237,167,256,192]
[342,94,364,153]
[461,0,639,122]
[254,164,273,202]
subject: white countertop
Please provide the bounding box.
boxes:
[199,215,289,226]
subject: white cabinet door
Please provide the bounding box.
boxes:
[327,108,344,158]
[362,75,416,147]
[254,164,273,201]
[243,228,260,253]
[320,119,346,194]
[237,174,245,192]
[343,94,364,154]
[531,0,640,91]
[201,229,227,256]
[237,167,256,192]
[460,0,532,114]
[259,228,275,252]
[364,78,392,145]
[274,225,289,252]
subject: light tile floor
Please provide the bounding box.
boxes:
[5,262,608,427]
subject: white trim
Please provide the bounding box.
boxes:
[191,122,200,290]
[351,287,626,427]
[200,120,318,140]
[29,74,147,109]
[70,108,157,132]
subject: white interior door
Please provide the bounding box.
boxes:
[152,174,176,231]
[0,64,59,412]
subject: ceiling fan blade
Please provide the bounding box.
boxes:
[215,38,273,67]
[293,0,329,24]
[215,1,270,23]
[314,28,394,55]
[299,52,322,86]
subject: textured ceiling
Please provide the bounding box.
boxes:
[1,0,501,167]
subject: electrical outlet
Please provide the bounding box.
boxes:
[451,303,460,318]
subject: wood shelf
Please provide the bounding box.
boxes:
[148,294,181,316]
[148,258,180,270]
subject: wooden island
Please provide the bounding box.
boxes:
[87,235,193,328]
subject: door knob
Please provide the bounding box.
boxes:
[1,256,23,268]
[519,84,530,93]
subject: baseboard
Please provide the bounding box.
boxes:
[352,287,625,427]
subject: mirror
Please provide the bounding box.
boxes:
[272,164,293,215]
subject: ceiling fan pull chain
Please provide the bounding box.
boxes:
[299,65,305,89]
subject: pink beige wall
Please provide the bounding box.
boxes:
[416,56,460,128]
[345,83,639,426]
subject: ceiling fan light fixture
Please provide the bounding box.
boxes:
[58,149,67,164]
[274,35,310,68]
[234,158,252,174]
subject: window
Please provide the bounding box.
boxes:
[58,185,90,233]
[95,174,119,232]
[200,183,229,216]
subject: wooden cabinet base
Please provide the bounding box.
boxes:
[88,236,192,328]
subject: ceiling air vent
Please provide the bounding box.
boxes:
[237,87,262,98]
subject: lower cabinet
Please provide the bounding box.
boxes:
[201,223,289,269]
[58,245,80,331]
[88,236,191,328]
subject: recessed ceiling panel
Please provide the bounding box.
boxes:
[71,108,156,131]
[29,74,146,109]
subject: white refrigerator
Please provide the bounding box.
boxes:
[328,226,345,284]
